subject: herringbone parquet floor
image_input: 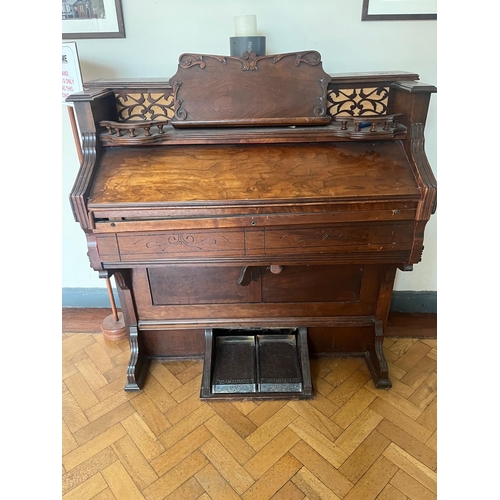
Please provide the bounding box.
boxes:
[62,317,437,500]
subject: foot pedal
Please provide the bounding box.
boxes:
[200,327,313,400]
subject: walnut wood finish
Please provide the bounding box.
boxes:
[99,121,407,146]
[62,308,437,337]
[169,52,331,128]
[67,52,436,393]
[88,142,419,206]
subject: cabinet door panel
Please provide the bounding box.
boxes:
[148,266,249,305]
[261,265,363,303]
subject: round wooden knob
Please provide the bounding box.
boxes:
[270,265,283,274]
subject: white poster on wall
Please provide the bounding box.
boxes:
[366,0,437,15]
[62,42,83,105]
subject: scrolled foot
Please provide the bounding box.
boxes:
[124,326,149,391]
[365,320,392,389]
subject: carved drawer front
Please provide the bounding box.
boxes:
[116,229,245,261]
[95,222,414,264]
[263,222,413,255]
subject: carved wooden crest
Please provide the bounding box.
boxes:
[169,51,332,128]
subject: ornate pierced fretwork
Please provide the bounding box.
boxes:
[114,91,175,121]
[327,87,389,117]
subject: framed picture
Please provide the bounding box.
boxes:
[62,0,125,39]
[362,0,437,21]
[62,42,84,103]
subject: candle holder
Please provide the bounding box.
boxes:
[230,36,266,57]
[230,15,266,57]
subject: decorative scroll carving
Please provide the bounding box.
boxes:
[169,51,332,127]
[179,53,227,69]
[114,91,175,121]
[178,50,322,72]
[272,51,321,67]
[241,51,264,71]
[314,78,328,117]
[292,51,322,66]
[327,87,389,116]
[279,228,370,245]
[172,80,186,121]
[138,234,230,252]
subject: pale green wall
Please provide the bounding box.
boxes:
[62,0,437,291]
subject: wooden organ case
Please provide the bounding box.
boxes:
[67,51,436,398]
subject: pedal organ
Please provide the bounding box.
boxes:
[67,51,436,397]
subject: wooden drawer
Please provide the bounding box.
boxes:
[96,221,414,264]
[102,229,245,261]
[263,223,413,255]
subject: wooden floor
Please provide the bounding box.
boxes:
[62,310,437,500]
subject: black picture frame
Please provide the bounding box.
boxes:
[62,0,125,39]
[361,0,437,21]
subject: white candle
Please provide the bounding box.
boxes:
[234,15,257,36]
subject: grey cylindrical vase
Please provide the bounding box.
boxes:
[230,36,266,57]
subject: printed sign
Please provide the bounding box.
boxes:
[62,42,83,104]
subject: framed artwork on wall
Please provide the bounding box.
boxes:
[62,0,125,39]
[361,0,437,21]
